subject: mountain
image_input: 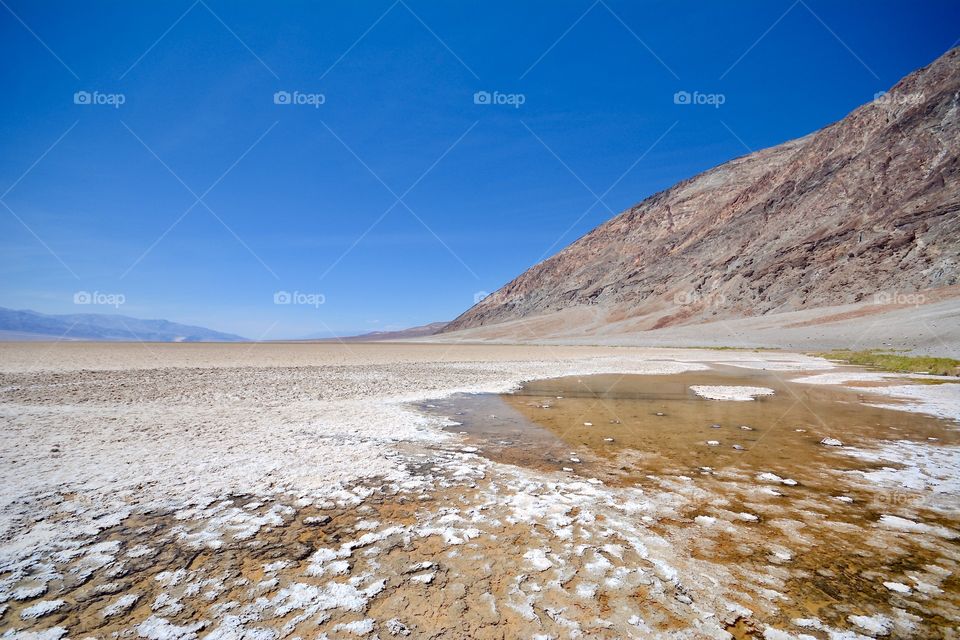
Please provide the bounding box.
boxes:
[305,321,449,342]
[0,307,247,342]
[444,48,960,339]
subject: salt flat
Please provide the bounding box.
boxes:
[1,342,957,639]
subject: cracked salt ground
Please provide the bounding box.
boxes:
[5,448,959,639]
[0,452,777,639]
[3,346,960,639]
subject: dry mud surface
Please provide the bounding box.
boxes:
[0,342,958,640]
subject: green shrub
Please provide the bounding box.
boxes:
[817,350,960,377]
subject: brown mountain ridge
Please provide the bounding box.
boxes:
[444,48,960,339]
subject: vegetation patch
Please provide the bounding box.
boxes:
[818,350,960,377]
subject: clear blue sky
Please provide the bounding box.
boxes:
[2,1,957,339]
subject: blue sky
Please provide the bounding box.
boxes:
[2,0,958,339]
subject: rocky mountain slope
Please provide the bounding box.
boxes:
[444,48,960,336]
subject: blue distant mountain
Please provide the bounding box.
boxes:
[0,307,247,342]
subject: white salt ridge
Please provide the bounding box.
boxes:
[792,618,822,630]
[848,613,892,636]
[792,372,960,420]
[1,629,68,640]
[769,547,792,562]
[863,383,960,420]
[757,473,798,486]
[325,561,351,576]
[409,572,435,584]
[762,628,806,640]
[19,599,64,620]
[792,371,935,385]
[504,578,537,622]
[155,569,187,588]
[151,593,175,612]
[103,593,140,618]
[523,549,553,572]
[883,581,911,594]
[136,616,206,640]
[723,359,834,372]
[690,386,775,401]
[262,560,290,573]
[331,619,375,636]
[385,619,410,636]
[306,525,408,576]
[12,585,47,600]
[841,441,960,509]
[273,580,381,617]
[417,525,480,545]
[877,515,957,539]
[584,552,613,575]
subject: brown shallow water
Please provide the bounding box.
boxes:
[424,368,960,637]
[429,367,960,482]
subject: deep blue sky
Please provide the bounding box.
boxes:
[2,1,957,338]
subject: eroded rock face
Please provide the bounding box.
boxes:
[445,48,960,334]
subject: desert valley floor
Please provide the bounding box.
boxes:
[0,342,958,639]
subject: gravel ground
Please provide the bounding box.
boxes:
[428,297,960,357]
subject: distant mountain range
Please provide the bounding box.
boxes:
[0,307,247,342]
[304,321,449,342]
